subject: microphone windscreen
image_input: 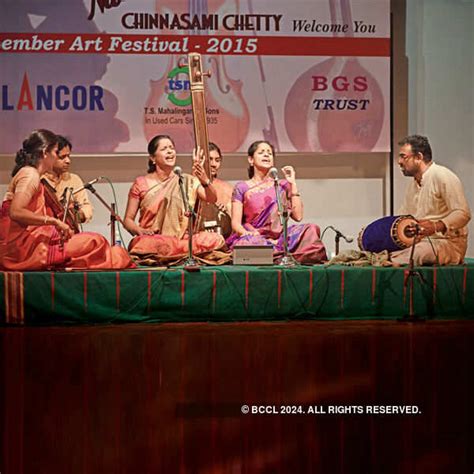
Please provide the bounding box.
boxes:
[269,167,278,179]
[173,166,183,176]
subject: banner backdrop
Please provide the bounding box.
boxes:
[0,0,390,154]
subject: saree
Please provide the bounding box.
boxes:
[226,179,327,264]
[127,174,227,265]
[0,167,134,271]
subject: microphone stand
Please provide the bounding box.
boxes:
[326,226,350,256]
[85,183,124,246]
[178,175,200,271]
[111,203,117,246]
[398,226,426,323]
[274,179,297,267]
[335,231,341,256]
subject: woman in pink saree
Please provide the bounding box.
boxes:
[227,141,327,264]
[123,135,226,265]
[0,130,134,271]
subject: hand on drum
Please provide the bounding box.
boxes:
[406,220,436,238]
[417,219,446,237]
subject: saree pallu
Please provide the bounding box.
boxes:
[0,194,133,271]
[128,174,228,265]
[133,173,198,238]
[226,179,327,264]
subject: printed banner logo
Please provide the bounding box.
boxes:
[1,73,105,111]
[167,66,191,107]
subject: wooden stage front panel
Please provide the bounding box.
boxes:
[1,321,473,473]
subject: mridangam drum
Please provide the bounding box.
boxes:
[358,215,418,253]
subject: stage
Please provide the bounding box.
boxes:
[1,260,474,325]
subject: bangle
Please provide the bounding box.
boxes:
[291,193,301,198]
[44,216,50,225]
[202,179,211,188]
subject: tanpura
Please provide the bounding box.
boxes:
[185,52,232,237]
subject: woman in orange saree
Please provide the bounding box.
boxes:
[123,135,227,265]
[0,129,134,271]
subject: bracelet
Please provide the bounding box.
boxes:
[202,179,211,188]
[43,216,50,225]
[291,193,301,198]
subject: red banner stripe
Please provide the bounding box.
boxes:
[181,271,185,307]
[245,271,249,311]
[340,270,345,310]
[371,269,376,303]
[0,33,390,57]
[51,272,55,312]
[212,271,217,313]
[403,270,408,305]
[116,272,120,311]
[5,272,24,324]
[463,266,468,304]
[277,270,282,309]
[147,271,152,313]
[83,272,88,313]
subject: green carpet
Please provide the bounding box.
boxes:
[1,261,473,325]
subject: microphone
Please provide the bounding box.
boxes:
[269,167,279,181]
[173,166,183,177]
[328,226,354,243]
[72,176,103,194]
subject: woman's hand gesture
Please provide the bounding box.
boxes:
[192,147,210,186]
[281,166,297,185]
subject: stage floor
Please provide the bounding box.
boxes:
[1,320,473,473]
[1,261,474,325]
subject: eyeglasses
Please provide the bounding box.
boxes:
[398,152,418,160]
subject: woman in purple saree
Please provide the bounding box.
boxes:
[227,141,327,264]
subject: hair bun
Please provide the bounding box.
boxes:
[16,148,28,162]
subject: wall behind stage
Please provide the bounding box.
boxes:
[404,0,473,257]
